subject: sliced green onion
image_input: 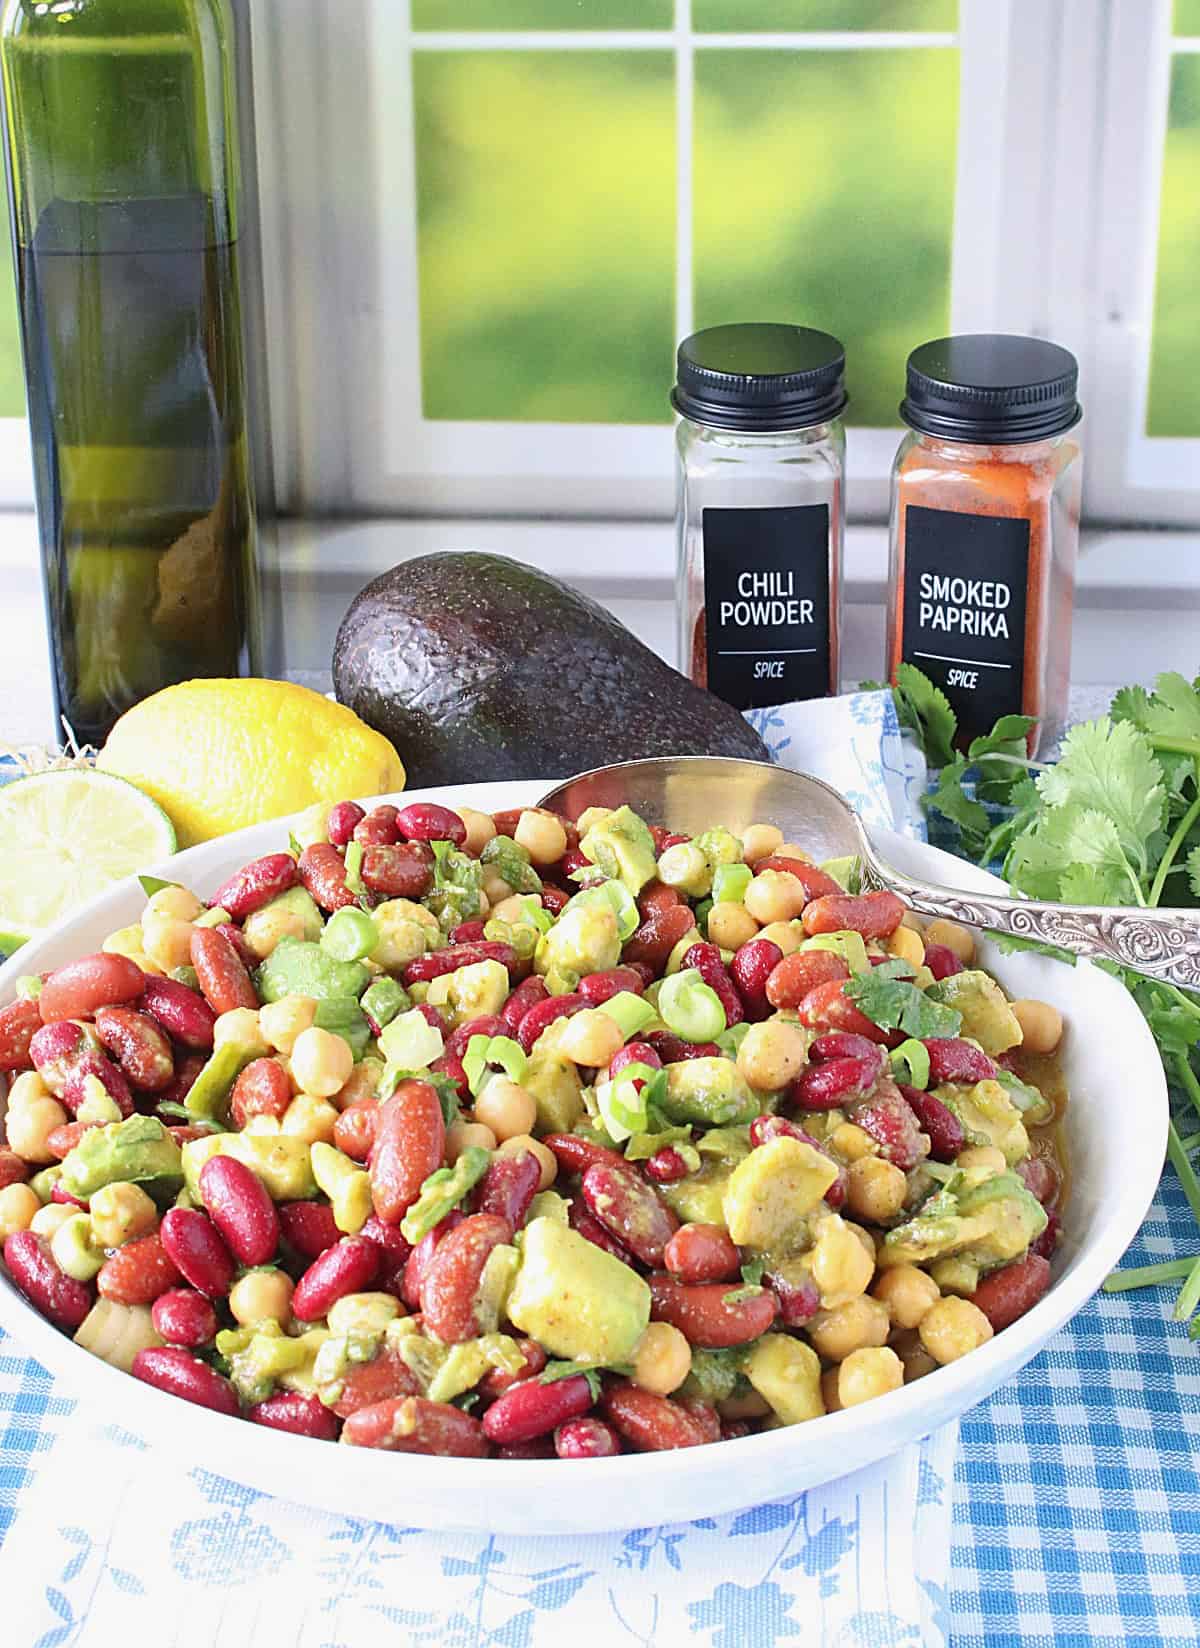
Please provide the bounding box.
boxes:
[694,898,714,937]
[712,862,752,905]
[563,880,639,942]
[343,840,366,897]
[595,1075,650,1142]
[717,1022,751,1058]
[321,906,379,962]
[801,930,870,974]
[890,1038,931,1089]
[379,1007,444,1072]
[511,893,553,935]
[484,918,538,960]
[597,991,656,1041]
[463,1034,528,1098]
[1103,1256,1200,1293]
[658,968,727,1043]
[1175,1255,1200,1322]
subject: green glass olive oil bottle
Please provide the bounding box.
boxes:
[0,0,264,746]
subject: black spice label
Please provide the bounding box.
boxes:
[901,504,1029,743]
[703,504,830,710]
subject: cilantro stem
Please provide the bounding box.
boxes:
[1151,737,1200,760]
[1147,767,1200,907]
[1103,1256,1200,1292]
[1174,1255,1200,1321]
[1167,1120,1200,1228]
[1175,1054,1200,1124]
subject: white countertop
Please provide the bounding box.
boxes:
[3,512,1198,746]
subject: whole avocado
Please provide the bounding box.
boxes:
[332,552,770,785]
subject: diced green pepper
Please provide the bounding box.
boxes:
[360,976,410,1031]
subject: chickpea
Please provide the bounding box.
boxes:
[744,870,807,926]
[30,1202,80,1239]
[145,884,203,923]
[820,1368,843,1412]
[806,1296,890,1362]
[514,809,568,867]
[280,1094,339,1146]
[555,1010,625,1069]
[90,1182,158,1248]
[740,823,783,865]
[214,1009,269,1059]
[290,1027,354,1099]
[141,912,196,973]
[6,1070,51,1113]
[843,1221,879,1262]
[497,1135,556,1190]
[473,1079,537,1142]
[5,1095,68,1165]
[491,894,534,925]
[707,901,759,951]
[332,1059,382,1112]
[229,1268,295,1328]
[1011,998,1063,1056]
[845,1156,908,1223]
[923,918,975,965]
[103,925,165,976]
[828,1122,876,1164]
[955,1145,1007,1177]
[754,920,804,956]
[0,1182,40,1239]
[456,806,497,858]
[918,1296,994,1365]
[890,1327,940,1383]
[632,1321,692,1396]
[736,1018,809,1092]
[837,1346,904,1409]
[810,1217,875,1306]
[885,925,925,970]
[446,1120,498,1161]
[242,905,306,960]
[872,1265,940,1330]
[481,869,513,907]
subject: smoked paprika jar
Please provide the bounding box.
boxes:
[886,334,1083,758]
[673,324,846,712]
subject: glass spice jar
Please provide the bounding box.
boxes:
[886,334,1083,758]
[673,324,847,713]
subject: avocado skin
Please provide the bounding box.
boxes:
[332,552,770,786]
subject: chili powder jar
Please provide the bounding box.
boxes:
[887,334,1083,758]
[673,324,847,711]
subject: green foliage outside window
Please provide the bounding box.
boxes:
[1147,55,1200,437]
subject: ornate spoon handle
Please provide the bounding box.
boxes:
[860,849,1200,990]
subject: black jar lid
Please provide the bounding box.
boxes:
[901,333,1081,444]
[672,323,847,431]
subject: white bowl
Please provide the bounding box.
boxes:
[0,781,1168,1534]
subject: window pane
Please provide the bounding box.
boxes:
[413,1,672,29]
[1175,0,1200,35]
[693,1,956,31]
[0,230,24,417]
[1147,56,1200,437]
[413,51,675,423]
[693,48,957,427]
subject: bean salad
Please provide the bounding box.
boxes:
[0,797,1066,1457]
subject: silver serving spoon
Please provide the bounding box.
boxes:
[537,755,1200,990]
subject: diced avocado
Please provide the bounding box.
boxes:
[927,969,1023,1054]
[801,931,870,974]
[936,1079,1029,1165]
[399,1146,492,1244]
[723,1136,837,1250]
[881,1171,1046,1271]
[743,1333,824,1425]
[662,1058,758,1127]
[505,1216,650,1365]
[259,886,324,942]
[183,1132,317,1202]
[256,936,370,1005]
[425,958,510,1027]
[659,1160,734,1226]
[580,805,658,896]
[218,1321,328,1403]
[527,1189,571,1224]
[695,1126,752,1167]
[534,905,621,989]
[693,826,743,872]
[60,1115,182,1201]
[524,1045,584,1133]
[818,855,860,892]
[185,1039,259,1122]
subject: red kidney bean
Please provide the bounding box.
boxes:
[568,1199,637,1265]
[221,924,261,972]
[249,1390,339,1440]
[623,903,697,972]
[609,1040,663,1080]
[677,1395,721,1443]
[401,1211,463,1310]
[753,857,843,900]
[430,1052,469,1102]
[420,1212,514,1344]
[396,801,468,846]
[681,943,744,1028]
[132,1347,240,1416]
[644,1148,691,1185]
[482,1373,593,1445]
[515,992,587,1055]
[543,1133,626,1178]
[637,881,683,918]
[794,1054,881,1112]
[559,848,591,879]
[1029,1207,1060,1262]
[897,1084,965,1162]
[924,1038,997,1086]
[159,1207,237,1298]
[643,1031,720,1064]
[0,997,43,1070]
[96,1232,181,1306]
[798,979,896,1045]
[190,928,257,1015]
[353,804,401,846]
[802,890,905,940]
[62,1048,134,1120]
[923,942,964,982]
[298,843,357,913]
[536,884,567,915]
[555,1416,622,1459]
[766,950,849,1011]
[278,1200,342,1263]
[329,1343,422,1418]
[157,1052,208,1113]
[602,1383,710,1451]
[358,1214,413,1296]
[333,1098,379,1164]
[415,1002,447,1033]
[810,1031,886,1066]
[94,1005,174,1093]
[471,1150,540,1229]
[46,1120,100,1162]
[444,1014,509,1062]
[1017,1155,1059,1206]
[579,967,647,1007]
[211,853,299,919]
[292,1235,381,1321]
[199,1154,280,1268]
[664,1223,740,1284]
[765,1266,821,1327]
[38,953,145,1024]
[581,1162,678,1268]
[730,938,784,1021]
[230,1058,294,1129]
[721,1419,753,1441]
[404,941,518,987]
[448,919,487,945]
[29,1019,92,1095]
[140,976,217,1050]
[478,1338,548,1402]
[500,1440,559,1460]
[648,1274,778,1348]
[847,1079,929,1170]
[341,1395,489,1456]
[500,974,550,1034]
[0,1150,29,1190]
[969,1252,1052,1332]
[362,843,434,899]
[3,1230,92,1330]
[152,1288,219,1349]
[370,1079,445,1225]
[327,800,366,846]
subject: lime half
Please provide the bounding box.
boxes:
[0,769,177,950]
